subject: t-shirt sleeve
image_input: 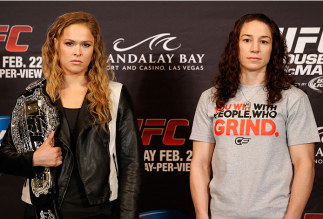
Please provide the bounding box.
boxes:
[190,89,216,143]
[286,94,320,146]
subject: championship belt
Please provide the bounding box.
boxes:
[11,82,60,219]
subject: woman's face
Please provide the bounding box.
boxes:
[238,20,272,74]
[56,23,94,76]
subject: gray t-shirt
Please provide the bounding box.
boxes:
[190,84,320,219]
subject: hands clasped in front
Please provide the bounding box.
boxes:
[33,131,63,167]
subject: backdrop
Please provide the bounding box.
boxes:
[0,2,322,219]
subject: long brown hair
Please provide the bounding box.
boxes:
[212,13,295,108]
[42,11,114,126]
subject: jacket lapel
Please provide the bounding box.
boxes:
[56,99,71,148]
[75,96,96,139]
[56,92,97,148]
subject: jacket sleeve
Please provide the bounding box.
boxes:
[0,121,35,178]
[116,85,144,219]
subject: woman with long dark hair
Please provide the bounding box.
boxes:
[0,11,143,219]
[190,14,320,219]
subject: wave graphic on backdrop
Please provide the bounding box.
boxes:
[0,116,11,144]
[318,127,323,143]
[139,210,188,219]
[113,33,181,52]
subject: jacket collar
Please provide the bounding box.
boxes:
[75,95,96,136]
[55,93,96,148]
[56,99,71,148]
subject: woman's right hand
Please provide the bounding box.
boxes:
[32,131,63,167]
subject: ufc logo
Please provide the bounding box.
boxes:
[279,27,323,53]
[303,214,323,219]
[0,25,33,52]
[138,119,189,146]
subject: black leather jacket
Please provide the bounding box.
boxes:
[0,81,143,219]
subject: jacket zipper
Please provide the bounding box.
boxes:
[58,136,73,209]
[113,154,119,176]
[74,124,93,199]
